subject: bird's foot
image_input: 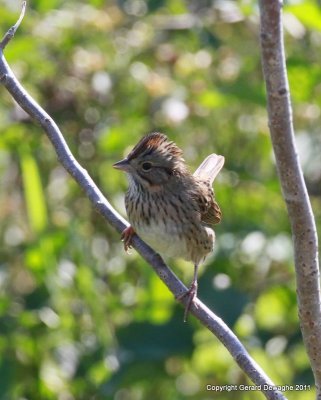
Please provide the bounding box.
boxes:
[121,225,135,252]
[177,280,198,322]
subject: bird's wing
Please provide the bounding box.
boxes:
[192,154,224,225]
[193,154,225,185]
[193,179,222,225]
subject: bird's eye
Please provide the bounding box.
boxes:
[142,162,152,171]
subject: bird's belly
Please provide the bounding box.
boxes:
[135,221,187,258]
[134,220,214,263]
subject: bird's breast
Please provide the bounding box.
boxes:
[125,186,215,264]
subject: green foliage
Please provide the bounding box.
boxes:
[0,0,320,399]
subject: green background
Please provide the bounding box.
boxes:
[0,0,320,399]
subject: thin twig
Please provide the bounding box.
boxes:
[259,0,321,397]
[0,4,288,400]
[0,1,26,50]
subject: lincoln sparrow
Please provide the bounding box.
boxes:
[113,132,224,321]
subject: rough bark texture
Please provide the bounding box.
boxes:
[259,1,321,397]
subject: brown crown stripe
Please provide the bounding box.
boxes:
[127,132,183,161]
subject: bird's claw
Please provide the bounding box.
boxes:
[121,225,135,253]
[177,281,198,322]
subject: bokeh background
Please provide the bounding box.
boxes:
[1,0,321,399]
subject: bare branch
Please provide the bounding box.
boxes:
[0,1,26,50]
[0,5,288,400]
[259,0,321,396]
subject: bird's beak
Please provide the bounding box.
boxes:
[113,158,131,172]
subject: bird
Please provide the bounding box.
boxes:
[113,132,224,321]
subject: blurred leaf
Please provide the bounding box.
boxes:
[286,2,321,31]
[0,357,13,397]
[147,0,166,12]
[117,319,194,361]
[255,286,298,331]
[197,90,227,108]
[21,153,48,233]
[201,271,249,327]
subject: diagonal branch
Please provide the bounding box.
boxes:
[259,0,321,396]
[0,4,287,400]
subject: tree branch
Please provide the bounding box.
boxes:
[0,4,287,399]
[259,0,321,396]
[0,1,26,50]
